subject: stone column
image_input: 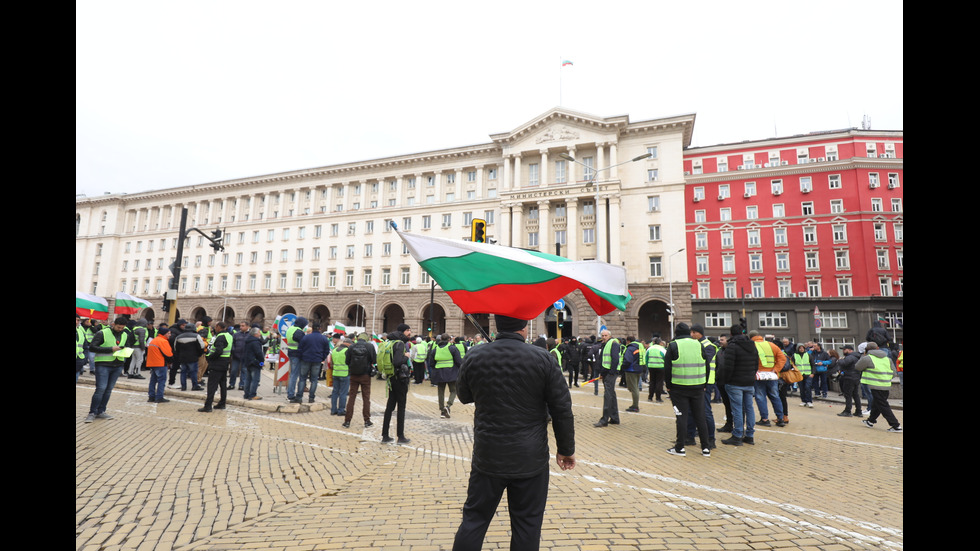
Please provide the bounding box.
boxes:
[513,154,522,191]
[511,203,524,248]
[608,195,622,266]
[539,150,549,187]
[538,200,551,253]
[566,199,579,260]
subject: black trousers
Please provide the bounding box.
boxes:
[453,468,549,551]
[841,377,862,414]
[382,377,408,438]
[204,368,227,408]
[867,388,900,428]
[669,385,708,451]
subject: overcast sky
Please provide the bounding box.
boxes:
[76,0,903,198]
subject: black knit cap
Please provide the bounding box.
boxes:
[495,314,528,332]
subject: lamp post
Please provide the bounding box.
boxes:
[559,151,652,333]
[366,290,386,336]
[667,247,685,339]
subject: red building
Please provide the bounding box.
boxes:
[683,128,903,347]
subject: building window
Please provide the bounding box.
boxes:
[528,163,539,186]
[382,268,391,286]
[555,160,567,183]
[720,208,732,222]
[891,198,902,212]
[363,269,372,287]
[830,199,844,214]
[803,225,817,244]
[749,253,762,272]
[751,280,764,298]
[835,250,850,270]
[802,202,814,216]
[805,251,820,270]
[747,229,760,247]
[776,252,790,272]
[722,255,735,273]
[758,311,788,328]
[746,206,758,220]
[871,198,883,212]
[583,228,594,244]
[704,312,731,328]
[778,280,792,298]
[771,180,783,195]
[345,270,354,287]
[774,227,787,246]
[400,267,410,285]
[649,256,662,277]
[721,231,733,248]
[807,280,821,297]
[888,173,900,188]
[874,223,887,241]
[423,215,431,230]
[724,281,737,298]
[648,225,661,241]
[698,282,711,298]
[329,271,337,288]
[837,278,852,297]
[744,182,756,197]
[527,232,539,247]
[877,249,890,269]
[800,177,812,193]
[696,256,709,274]
[829,174,841,189]
[696,232,708,249]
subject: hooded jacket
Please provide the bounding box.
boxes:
[721,334,760,387]
[457,331,574,478]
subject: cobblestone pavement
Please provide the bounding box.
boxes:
[77,371,903,550]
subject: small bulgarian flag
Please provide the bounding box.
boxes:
[395,229,630,319]
[76,292,109,321]
[332,322,347,335]
[562,59,573,67]
[114,292,152,315]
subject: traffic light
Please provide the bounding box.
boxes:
[471,219,486,243]
[210,229,224,252]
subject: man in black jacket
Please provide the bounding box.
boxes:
[836,344,863,417]
[452,314,575,551]
[381,324,413,444]
[720,325,760,446]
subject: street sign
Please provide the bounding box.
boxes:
[279,313,297,337]
[554,299,565,310]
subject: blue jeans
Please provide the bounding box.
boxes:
[287,360,303,399]
[331,376,349,414]
[229,358,243,389]
[754,379,783,420]
[814,371,829,396]
[89,364,123,415]
[242,365,262,399]
[799,375,813,403]
[148,365,168,400]
[180,362,199,389]
[726,384,756,439]
[296,360,323,400]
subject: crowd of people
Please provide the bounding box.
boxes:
[78,311,901,550]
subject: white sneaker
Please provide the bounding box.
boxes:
[84,414,96,423]
[806,402,814,408]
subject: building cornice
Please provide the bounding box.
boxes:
[685,128,903,155]
[683,156,903,184]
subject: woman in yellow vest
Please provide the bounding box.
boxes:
[791,344,813,408]
[856,342,902,432]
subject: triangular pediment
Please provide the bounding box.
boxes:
[490,107,629,152]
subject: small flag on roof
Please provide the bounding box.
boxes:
[561,59,573,66]
[395,228,630,320]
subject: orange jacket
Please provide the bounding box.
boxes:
[147,334,173,368]
[751,335,787,373]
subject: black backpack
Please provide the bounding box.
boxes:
[348,342,370,375]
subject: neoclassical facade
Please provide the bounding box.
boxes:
[76,108,694,340]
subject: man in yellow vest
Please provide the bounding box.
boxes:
[199,322,233,412]
[857,342,902,432]
[85,317,132,423]
[664,323,712,456]
[593,329,622,428]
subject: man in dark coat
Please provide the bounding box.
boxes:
[720,324,761,446]
[452,314,575,551]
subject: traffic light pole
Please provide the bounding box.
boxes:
[164,207,225,326]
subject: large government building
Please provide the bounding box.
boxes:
[75,107,903,346]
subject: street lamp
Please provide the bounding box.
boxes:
[667,247,685,339]
[559,151,652,334]
[365,290,386,336]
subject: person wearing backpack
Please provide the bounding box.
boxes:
[343,333,377,429]
[381,324,413,444]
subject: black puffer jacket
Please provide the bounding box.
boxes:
[457,332,575,478]
[721,334,760,387]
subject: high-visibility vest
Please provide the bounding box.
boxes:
[896,351,903,372]
[455,343,466,359]
[755,341,775,369]
[793,352,811,375]
[671,338,707,386]
[211,332,233,359]
[434,344,454,369]
[551,347,562,366]
[330,348,349,377]
[861,355,894,388]
[700,338,717,384]
[76,326,86,359]
[646,345,665,368]
[94,328,129,364]
[414,341,429,362]
[634,342,647,367]
[285,325,302,351]
[601,338,622,372]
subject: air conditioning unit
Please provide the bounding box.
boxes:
[744,192,752,198]
[744,293,752,298]
[693,197,701,202]
[818,157,826,162]
[773,190,782,196]
[798,292,807,297]
[879,154,888,158]
[869,183,880,189]
[888,183,897,189]
[897,291,903,296]
[684,171,691,176]
[802,188,811,194]
[781,161,789,166]
[737,165,745,170]
[718,195,726,200]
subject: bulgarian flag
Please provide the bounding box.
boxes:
[396,229,630,319]
[76,292,109,321]
[332,322,347,335]
[114,292,152,315]
[561,59,573,67]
